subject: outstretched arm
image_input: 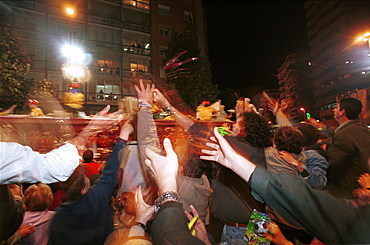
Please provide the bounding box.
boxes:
[200,127,256,182]
[153,88,195,130]
[0,105,123,184]
[145,139,205,244]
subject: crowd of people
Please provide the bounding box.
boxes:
[1,80,370,245]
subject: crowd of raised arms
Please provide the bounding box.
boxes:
[1,80,370,245]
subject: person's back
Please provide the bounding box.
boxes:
[265,126,306,178]
[19,183,55,245]
[327,97,370,198]
[48,123,132,245]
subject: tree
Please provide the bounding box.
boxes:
[0,16,32,112]
[164,30,219,111]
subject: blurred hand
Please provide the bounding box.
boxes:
[9,184,22,197]
[267,97,279,115]
[278,151,304,172]
[200,127,239,169]
[153,89,171,108]
[357,173,370,189]
[145,138,178,193]
[200,127,256,182]
[17,225,36,238]
[307,117,325,129]
[86,105,122,131]
[264,221,293,245]
[0,105,17,115]
[134,79,155,104]
[119,120,133,140]
[134,185,155,224]
[184,205,211,245]
[353,188,370,206]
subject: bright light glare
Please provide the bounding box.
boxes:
[63,65,85,78]
[66,8,75,15]
[62,45,85,63]
[357,36,365,41]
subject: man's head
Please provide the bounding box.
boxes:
[274,126,303,154]
[233,112,272,149]
[24,183,53,211]
[83,149,94,162]
[297,123,325,147]
[334,97,362,122]
[60,165,90,202]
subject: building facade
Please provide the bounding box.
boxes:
[304,0,370,125]
[2,0,206,115]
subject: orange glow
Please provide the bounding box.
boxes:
[66,8,75,15]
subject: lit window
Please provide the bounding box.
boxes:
[159,25,170,36]
[130,63,148,72]
[184,11,193,22]
[158,4,170,16]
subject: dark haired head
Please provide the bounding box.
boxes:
[274,126,303,154]
[339,97,362,120]
[237,112,272,148]
[60,165,86,202]
[297,123,322,147]
[83,149,94,162]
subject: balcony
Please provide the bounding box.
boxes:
[89,16,121,28]
[123,45,151,56]
[122,21,150,33]
[91,66,152,79]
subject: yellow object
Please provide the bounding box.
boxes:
[188,216,198,236]
[30,108,45,117]
[63,92,85,109]
[196,106,215,121]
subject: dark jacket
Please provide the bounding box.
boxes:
[326,120,370,198]
[151,201,205,245]
[0,185,24,242]
[48,138,127,245]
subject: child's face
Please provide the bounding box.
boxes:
[28,103,37,109]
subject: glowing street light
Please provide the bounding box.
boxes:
[356,32,370,55]
[61,45,86,64]
[63,65,85,78]
[66,7,75,16]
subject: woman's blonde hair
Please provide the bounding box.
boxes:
[24,183,53,211]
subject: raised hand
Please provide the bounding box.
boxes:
[83,105,122,133]
[153,89,171,108]
[184,205,212,245]
[145,138,178,193]
[119,120,133,141]
[358,173,370,189]
[278,151,305,172]
[200,127,256,182]
[134,185,155,224]
[134,79,155,104]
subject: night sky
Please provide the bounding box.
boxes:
[203,1,308,99]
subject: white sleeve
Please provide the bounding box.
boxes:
[0,142,79,184]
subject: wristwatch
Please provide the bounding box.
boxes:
[154,191,181,212]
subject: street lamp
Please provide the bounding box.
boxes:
[66,7,75,16]
[356,32,370,55]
